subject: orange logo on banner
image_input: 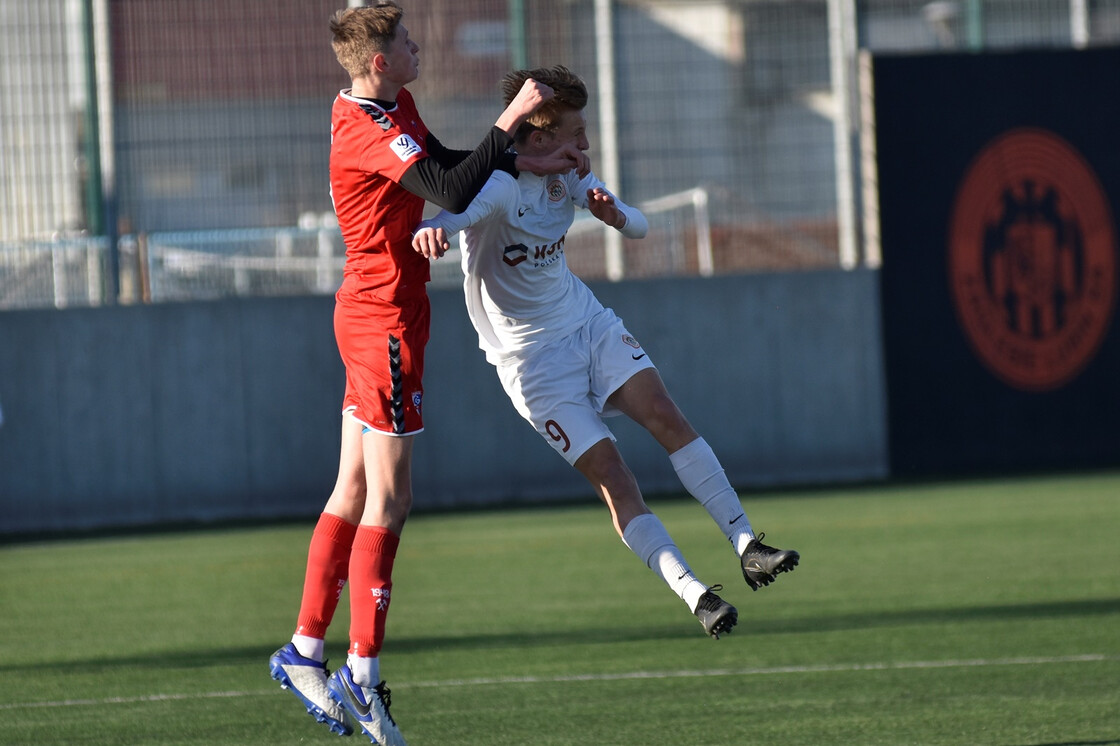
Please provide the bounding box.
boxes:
[948,128,1117,391]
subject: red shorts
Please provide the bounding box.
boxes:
[334,281,430,436]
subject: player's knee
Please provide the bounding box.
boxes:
[591,454,637,495]
[331,473,366,504]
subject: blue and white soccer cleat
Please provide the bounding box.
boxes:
[269,643,353,736]
[328,663,407,746]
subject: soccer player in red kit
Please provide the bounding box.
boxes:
[268,5,586,744]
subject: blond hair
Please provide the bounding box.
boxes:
[501,65,588,142]
[329,3,404,79]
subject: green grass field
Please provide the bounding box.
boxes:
[2,472,1119,745]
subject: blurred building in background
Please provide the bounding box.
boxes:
[3,0,1119,308]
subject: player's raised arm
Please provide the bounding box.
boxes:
[494,78,554,137]
[586,187,648,238]
[518,142,591,178]
[412,226,450,260]
[399,79,570,213]
[412,172,513,260]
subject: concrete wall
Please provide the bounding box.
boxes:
[0,270,887,535]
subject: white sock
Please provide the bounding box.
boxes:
[670,437,754,556]
[291,634,324,662]
[348,654,379,688]
[621,513,709,612]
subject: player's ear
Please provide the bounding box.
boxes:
[371,52,388,74]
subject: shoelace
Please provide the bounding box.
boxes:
[696,584,725,611]
[748,532,778,555]
[373,682,397,725]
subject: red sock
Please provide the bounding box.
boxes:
[294,513,358,639]
[348,525,400,658]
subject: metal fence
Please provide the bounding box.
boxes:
[3,0,1118,309]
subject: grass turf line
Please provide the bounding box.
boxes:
[1,471,1118,744]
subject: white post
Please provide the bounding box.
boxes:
[694,188,713,277]
[594,0,624,280]
[828,0,859,270]
[276,230,293,258]
[317,227,334,293]
[52,244,67,308]
[88,0,117,304]
[1070,0,1089,48]
[858,51,881,269]
[87,242,102,305]
[234,264,250,295]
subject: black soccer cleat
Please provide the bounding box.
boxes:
[694,585,738,639]
[741,533,799,591]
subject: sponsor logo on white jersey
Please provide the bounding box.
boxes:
[531,236,566,268]
[503,243,529,266]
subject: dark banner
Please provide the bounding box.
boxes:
[873,47,1120,477]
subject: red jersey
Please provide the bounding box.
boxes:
[330,88,431,301]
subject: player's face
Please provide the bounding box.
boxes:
[544,109,590,153]
[382,23,420,84]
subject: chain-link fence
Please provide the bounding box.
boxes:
[3,0,1118,308]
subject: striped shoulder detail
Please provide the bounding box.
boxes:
[358,102,393,132]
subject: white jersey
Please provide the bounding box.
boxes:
[417,168,648,364]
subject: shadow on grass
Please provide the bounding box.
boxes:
[4,597,1118,674]
[770,597,1120,634]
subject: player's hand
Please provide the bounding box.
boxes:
[587,187,625,229]
[412,227,450,259]
[494,78,554,136]
[516,143,591,178]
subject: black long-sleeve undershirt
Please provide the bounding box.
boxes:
[399,127,519,213]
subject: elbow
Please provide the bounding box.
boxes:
[433,191,472,214]
[445,195,473,214]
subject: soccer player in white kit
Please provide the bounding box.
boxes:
[413,65,799,638]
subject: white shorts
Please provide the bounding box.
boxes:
[495,308,656,465]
